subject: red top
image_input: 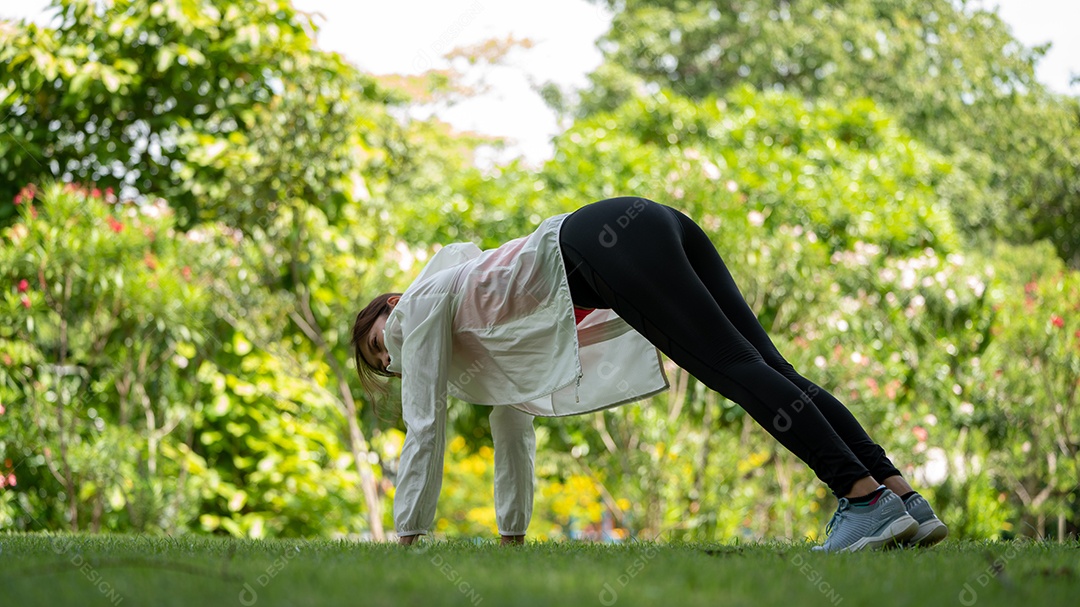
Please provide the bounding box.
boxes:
[574,307,595,325]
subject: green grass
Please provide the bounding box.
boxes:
[1,534,1077,606]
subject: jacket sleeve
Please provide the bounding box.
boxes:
[489,405,536,536]
[393,294,454,537]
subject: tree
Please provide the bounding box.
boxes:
[0,0,398,539]
[0,0,362,229]
[573,0,1080,263]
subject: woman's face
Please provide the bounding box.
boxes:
[359,312,399,377]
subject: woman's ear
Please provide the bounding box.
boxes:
[388,295,401,307]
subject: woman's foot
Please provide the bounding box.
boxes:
[900,492,948,547]
[813,488,918,553]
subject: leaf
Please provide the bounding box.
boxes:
[69,70,91,95]
[155,46,175,73]
[101,69,121,92]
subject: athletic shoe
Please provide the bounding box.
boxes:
[901,492,948,547]
[812,489,918,553]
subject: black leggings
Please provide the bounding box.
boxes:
[559,197,901,497]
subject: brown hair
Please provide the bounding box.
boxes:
[351,293,403,400]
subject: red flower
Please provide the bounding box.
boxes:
[13,184,37,205]
[21,296,31,309]
[91,188,102,198]
[17,279,29,293]
[1051,315,1065,329]
[107,217,124,233]
[181,266,192,281]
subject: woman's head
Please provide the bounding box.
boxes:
[351,293,402,395]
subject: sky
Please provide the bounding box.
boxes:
[2,0,1078,165]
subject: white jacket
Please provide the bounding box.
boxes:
[383,213,669,536]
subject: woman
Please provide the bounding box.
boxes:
[352,197,947,551]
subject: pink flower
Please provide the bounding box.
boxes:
[107,217,124,233]
[21,296,31,309]
[0,403,5,415]
[1051,315,1064,329]
[913,426,928,442]
[5,474,13,487]
[181,266,192,281]
[17,279,29,293]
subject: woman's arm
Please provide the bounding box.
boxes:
[489,405,536,543]
[393,295,454,540]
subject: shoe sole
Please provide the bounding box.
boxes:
[843,513,919,553]
[905,519,948,547]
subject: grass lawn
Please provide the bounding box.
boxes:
[1,534,1077,606]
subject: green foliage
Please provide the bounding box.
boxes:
[0,0,369,229]
[579,0,1080,263]
[0,184,370,536]
[982,256,1080,537]
[3,0,1080,544]
[546,86,959,256]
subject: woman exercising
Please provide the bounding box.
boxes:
[352,196,947,551]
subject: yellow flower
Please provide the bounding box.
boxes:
[449,436,467,454]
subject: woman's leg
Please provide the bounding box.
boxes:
[559,197,873,497]
[666,207,905,486]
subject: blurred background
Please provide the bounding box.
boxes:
[1,0,1078,543]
